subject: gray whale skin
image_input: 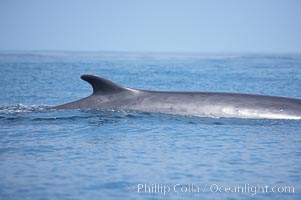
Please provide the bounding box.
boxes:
[53,74,301,120]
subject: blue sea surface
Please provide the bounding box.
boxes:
[0,52,301,200]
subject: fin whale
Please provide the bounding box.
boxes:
[53,74,301,119]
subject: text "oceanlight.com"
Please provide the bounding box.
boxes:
[129,183,295,196]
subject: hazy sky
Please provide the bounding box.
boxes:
[0,0,300,53]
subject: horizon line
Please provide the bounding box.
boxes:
[0,49,301,56]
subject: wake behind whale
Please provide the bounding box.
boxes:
[53,75,301,120]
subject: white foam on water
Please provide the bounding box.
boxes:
[0,104,49,114]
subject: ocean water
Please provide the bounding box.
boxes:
[0,51,301,200]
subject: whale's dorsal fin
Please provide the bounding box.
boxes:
[81,75,127,95]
